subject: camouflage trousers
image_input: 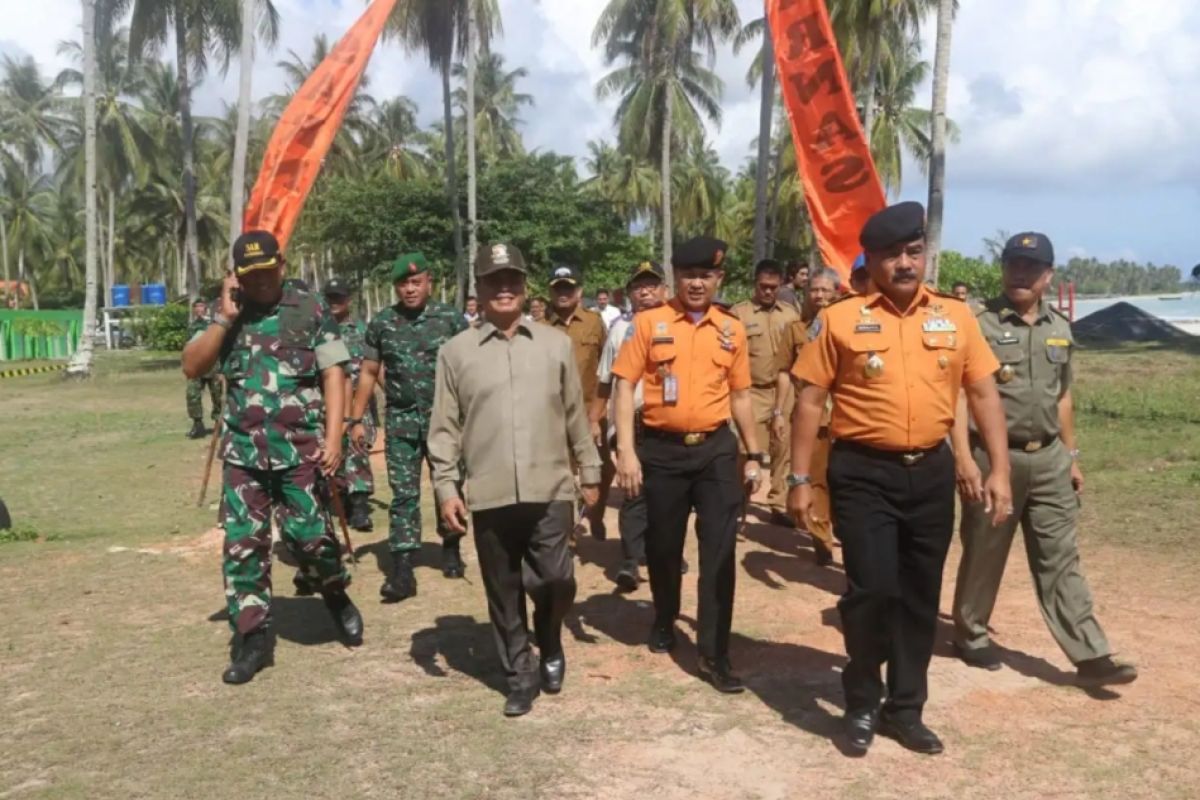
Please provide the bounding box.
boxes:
[386,431,459,554]
[338,416,375,496]
[221,461,351,634]
[186,373,223,421]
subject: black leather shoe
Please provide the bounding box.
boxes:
[292,570,318,597]
[187,419,206,439]
[590,517,608,540]
[1076,656,1138,688]
[813,539,835,567]
[441,543,465,579]
[648,623,677,654]
[697,657,745,694]
[843,708,879,754]
[879,714,944,754]
[615,560,640,592]
[380,553,417,602]
[503,686,539,717]
[222,629,274,685]
[322,589,364,646]
[955,643,1002,671]
[540,654,566,694]
[770,510,797,529]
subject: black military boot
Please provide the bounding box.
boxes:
[321,588,364,646]
[222,629,275,685]
[348,493,373,532]
[292,569,318,596]
[380,552,417,602]
[187,418,205,439]
[442,540,466,579]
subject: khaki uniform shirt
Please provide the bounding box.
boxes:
[974,296,1074,442]
[542,306,607,405]
[732,299,800,421]
[427,319,602,512]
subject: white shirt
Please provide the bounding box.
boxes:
[598,304,622,330]
[597,312,642,438]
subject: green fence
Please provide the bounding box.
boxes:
[0,310,83,362]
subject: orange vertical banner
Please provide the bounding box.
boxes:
[243,0,399,250]
[768,0,886,276]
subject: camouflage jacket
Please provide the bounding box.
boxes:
[364,301,466,438]
[188,317,220,379]
[338,317,368,388]
[216,283,350,470]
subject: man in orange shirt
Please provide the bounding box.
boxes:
[613,237,764,694]
[789,202,1013,756]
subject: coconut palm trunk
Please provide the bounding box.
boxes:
[107,189,116,295]
[1,215,9,292]
[68,0,98,378]
[465,1,479,298]
[230,0,257,256]
[860,35,881,142]
[660,88,673,285]
[441,58,466,307]
[925,0,954,286]
[752,9,774,264]
[174,13,201,300]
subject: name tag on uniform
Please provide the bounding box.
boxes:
[854,323,882,334]
[922,318,957,333]
[652,336,674,344]
[1046,338,1070,347]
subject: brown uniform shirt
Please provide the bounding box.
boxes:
[543,306,606,405]
[792,286,999,451]
[427,319,602,512]
[732,299,801,389]
[612,299,752,433]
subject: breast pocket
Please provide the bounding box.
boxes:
[921,332,960,381]
[992,340,1025,385]
[844,340,893,384]
[279,328,317,379]
[711,347,733,386]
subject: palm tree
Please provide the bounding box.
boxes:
[925,0,955,285]
[0,55,68,171]
[121,0,242,300]
[230,0,279,256]
[673,140,728,238]
[452,53,532,163]
[0,164,55,310]
[593,0,740,278]
[68,0,100,376]
[734,8,773,263]
[360,97,428,179]
[384,0,500,308]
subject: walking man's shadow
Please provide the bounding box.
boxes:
[410,614,507,694]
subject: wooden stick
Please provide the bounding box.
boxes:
[197,418,223,508]
[327,483,358,567]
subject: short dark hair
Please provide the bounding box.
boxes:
[192,298,206,306]
[466,295,477,302]
[755,259,785,278]
[595,288,610,296]
[952,281,969,291]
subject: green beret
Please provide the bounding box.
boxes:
[392,252,429,281]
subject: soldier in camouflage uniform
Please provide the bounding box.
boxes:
[323,279,375,531]
[349,252,468,602]
[182,231,363,685]
[185,299,224,439]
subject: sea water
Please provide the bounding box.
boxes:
[1070,291,1200,335]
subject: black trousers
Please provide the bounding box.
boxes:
[828,440,955,721]
[639,425,742,660]
[617,490,647,564]
[471,501,576,691]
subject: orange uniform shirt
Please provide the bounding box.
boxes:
[791,286,999,451]
[612,299,752,433]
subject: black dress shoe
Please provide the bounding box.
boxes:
[590,517,608,541]
[648,623,677,654]
[615,560,640,592]
[697,657,745,694]
[955,643,1002,671]
[878,714,944,754]
[441,543,466,579]
[503,686,539,717]
[1076,655,1138,688]
[380,553,417,601]
[222,629,275,685]
[813,539,835,567]
[843,708,879,754]
[540,654,566,694]
[322,589,364,646]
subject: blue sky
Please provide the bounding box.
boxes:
[4,0,1199,270]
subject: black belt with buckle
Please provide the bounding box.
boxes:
[834,439,945,466]
[642,426,724,446]
[972,433,1057,453]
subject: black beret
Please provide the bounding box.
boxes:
[672,236,728,269]
[859,202,926,252]
[1002,232,1055,266]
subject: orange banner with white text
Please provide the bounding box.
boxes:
[243,0,399,251]
[768,0,886,276]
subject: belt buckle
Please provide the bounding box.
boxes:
[901,452,925,466]
[683,432,706,446]
[1024,441,1043,452]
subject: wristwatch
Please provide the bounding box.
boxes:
[770,408,784,418]
[1068,448,1080,460]
[746,452,768,466]
[210,313,232,331]
[785,473,812,488]
[344,417,363,426]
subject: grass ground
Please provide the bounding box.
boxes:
[0,345,1198,799]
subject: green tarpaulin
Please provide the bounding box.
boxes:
[0,310,83,362]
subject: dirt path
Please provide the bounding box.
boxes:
[1,484,1197,800]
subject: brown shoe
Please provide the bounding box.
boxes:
[1076,656,1138,688]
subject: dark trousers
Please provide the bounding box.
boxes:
[828,440,955,721]
[617,490,648,564]
[471,501,576,691]
[639,425,742,660]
